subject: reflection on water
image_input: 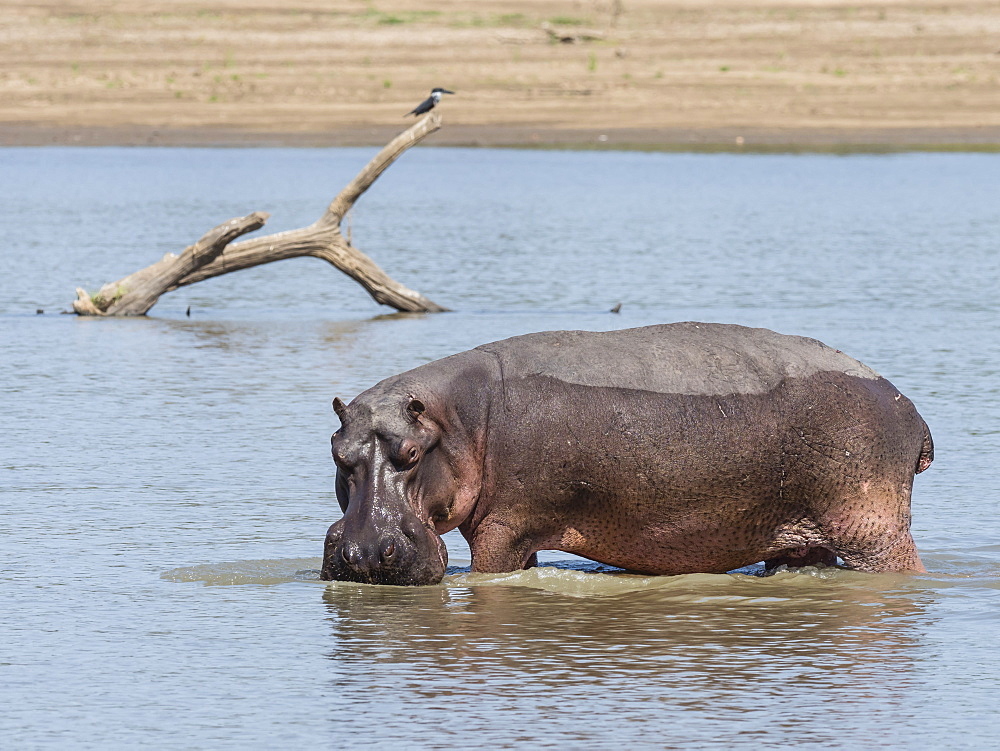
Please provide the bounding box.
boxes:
[160,554,945,745]
[319,565,932,747]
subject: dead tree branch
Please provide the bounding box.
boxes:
[73,113,447,316]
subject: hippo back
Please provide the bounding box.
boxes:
[474,322,880,397]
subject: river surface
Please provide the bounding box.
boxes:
[2,147,999,749]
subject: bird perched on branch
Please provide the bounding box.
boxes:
[405,87,455,117]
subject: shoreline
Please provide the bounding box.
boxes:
[5,1,999,154]
[4,123,1000,152]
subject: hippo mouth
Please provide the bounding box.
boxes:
[321,515,448,586]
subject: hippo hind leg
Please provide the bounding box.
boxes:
[817,484,927,574]
[836,531,926,574]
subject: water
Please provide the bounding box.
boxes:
[2,147,999,749]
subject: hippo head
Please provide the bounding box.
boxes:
[321,383,482,586]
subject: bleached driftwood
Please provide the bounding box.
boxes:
[73,113,447,316]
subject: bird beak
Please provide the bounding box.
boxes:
[442,89,455,95]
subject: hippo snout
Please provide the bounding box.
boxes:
[321,520,447,586]
[336,535,410,570]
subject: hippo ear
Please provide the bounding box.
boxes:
[406,398,426,420]
[332,397,348,420]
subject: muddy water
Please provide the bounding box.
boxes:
[3,148,999,748]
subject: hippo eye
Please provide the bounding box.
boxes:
[393,442,420,470]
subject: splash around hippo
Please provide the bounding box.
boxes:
[321,323,933,585]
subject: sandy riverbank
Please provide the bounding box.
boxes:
[3,0,999,149]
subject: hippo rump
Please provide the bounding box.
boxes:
[322,322,933,585]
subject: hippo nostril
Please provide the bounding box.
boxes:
[341,546,359,566]
[381,540,396,562]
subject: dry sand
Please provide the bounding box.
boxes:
[3,0,1000,148]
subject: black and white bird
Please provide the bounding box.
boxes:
[405,87,455,117]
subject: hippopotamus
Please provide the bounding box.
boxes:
[322,322,933,585]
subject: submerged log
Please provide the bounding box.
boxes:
[73,113,447,316]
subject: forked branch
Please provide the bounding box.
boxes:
[73,113,447,316]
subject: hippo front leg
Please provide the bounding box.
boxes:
[466,518,538,573]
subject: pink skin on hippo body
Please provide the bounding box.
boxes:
[321,322,932,585]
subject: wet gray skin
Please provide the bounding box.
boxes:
[322,395,450,585]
